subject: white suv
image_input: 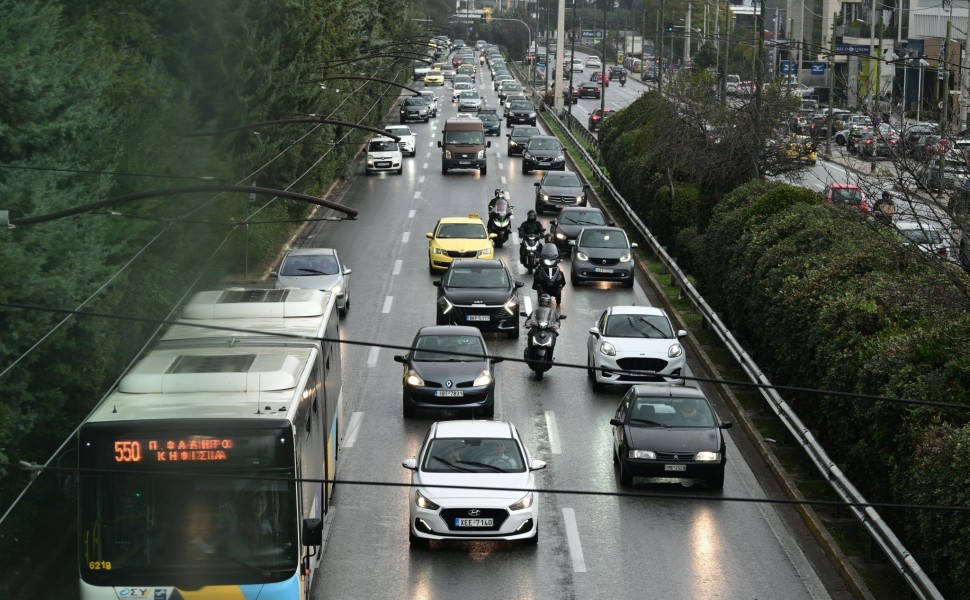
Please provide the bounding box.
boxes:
[384,125,416,157]
[365,136,403,175]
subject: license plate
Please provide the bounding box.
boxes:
[377,162,390,168]
[458,161,471,165]
[594,267,614,273]
[434,390,464,397]
[467,315,490,321]
[455,518,493,527]
[664,464,687,472]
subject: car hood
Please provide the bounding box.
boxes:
[602,336,677,357]
[510,107,534,115]
[627,426,721,454]
[540,184,583,197]
[526,148,563,158]
[576,246,629,259]
[368,152,399,160]
[276,273,343,291]
[411,359,489,384]
[433,239,491,252]
[442,288,514,304]
[416,472,534,503]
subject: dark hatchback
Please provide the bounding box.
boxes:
[549,207,610,255]
[610,384,731,488]
[522,136,566,174]
[434,259,523,338]
[570,226,637,287]
[534,170,589,214]
[400,97,430,123]
[394,326,503,417]
[477,109,502,136]
[507,126,541,156]
[507,100,537,126]
[578,81,601,99]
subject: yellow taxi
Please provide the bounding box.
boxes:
[786,134,817,165]
[424,69,445,86]
[426,214,496,273]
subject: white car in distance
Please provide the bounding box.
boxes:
[418,91,440,116]
[403,420,546,546]
[453,81,474,103]
[384,125,416,157]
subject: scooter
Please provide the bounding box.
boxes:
[520,308,565,380]
[487,199,514,247]
[520,233,543,272]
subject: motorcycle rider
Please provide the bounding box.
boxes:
[532,243,566,306]
[873,190,896,225]
[619,71,627,86]
[524,293,561,331]
[517,210,546,263]
[488,189,512,215]
[487,191,513,246]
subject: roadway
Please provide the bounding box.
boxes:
[305,54,854,599]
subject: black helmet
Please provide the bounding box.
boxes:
[540,244,559,261]
[881,191,891,200]
[527,210,537,221]
[494,188,505,198]
[538,293,552,308]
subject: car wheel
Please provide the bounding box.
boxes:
[570,271,578,286]
[507,120,513,127]
[618,459,633,486]
[481,165,487,175]
[411,150,417,157]
[530,119,536,126]
[536,369,544,380]
[522,164,530,175]
[401,118,406,124]
[403,398,416,419]
[623,276,634,288]
[397,166,403,175]
[508,326,519,340]
[525,523,539,545]
[482,401,495,417]
[423,117,429,123]
[587,352,595,378]
[706,468,725,490]
[441,165,448,175]
[409,529,429,547]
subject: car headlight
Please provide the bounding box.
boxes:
[694,452,720,462]
[473,370,493,386]
[477,150,485,159]
[576,251,589,261]
[510,140,519,147]
[366,159,375,166]
[619,253,631,262]
[503,297,517,315]
[477,247,492,257]
[542,194,550,201]
[444,150,452,159]
[330,283,344,296]
[523,152,531,159]
[415,489,440,510]
[599,341,616,356]
[575,195,584,202]
[508,492,534,511]
[668,343,684,358]
[629,450,656,459]
[433,246,446,255]
[528,112,536,117]
[439,296,454,314]
[405,370,426,387]
[555,232,566,240]
[554,154,564,162]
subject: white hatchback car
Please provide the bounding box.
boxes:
[403,420,546,546]
[418,90,440,116]
[585,56,601,69]
[384,125,416,156]
[587,305,688,389]
[365,136,403,175]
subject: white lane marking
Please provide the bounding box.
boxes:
[366,346,380,367]
[382,296,394,313]
[501,176,508,185]
[499,162,505,170]
[402,232,410,243]
[423,162,429,169]
[414,191,422,199]
[408,209,416,219]
[393,260,402,275]
[562,508,587,572]
[343,412,363,448]
[544,411,562,454]
[419,176,426,184]
[522,295,533,316]
[492,367,502,418]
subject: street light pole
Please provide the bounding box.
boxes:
[601,0,608,119]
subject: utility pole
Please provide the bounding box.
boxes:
[825,14,836,159]
[569,0,577,117]
[685,3,692,66]
[658,0,665,93]
[753,0,765,179]
[600,0,608,119]
[939,16,952,201]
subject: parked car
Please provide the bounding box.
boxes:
[402,419,545,545]
[895,220,952,261]
[610,384,731,488]
[273,247,351,316]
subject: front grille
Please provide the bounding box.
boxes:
[441,508,509,531]
[453,152,478,160]
[445,250,479,258]
[546,196,579,206]
[655,451,694,461]
[590,257,620,266]
[451,304,512,322]
[616,357,668,372]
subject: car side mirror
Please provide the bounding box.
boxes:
[303,518,323,546]
[520,311,528,317]
[589,327,600,336]
[530,459,547,471]
[393,355,408,363]
[343,268,352,275]
[534,182,540,188]
[437,141,442,148]
[568,240,576,246]
[271,270,279,277]
[514,281,524,288]
[507,133,511,137]
[491,357,505,364]
[677,329,687,338]
[432,280,441,287]
[426,232,434,239]
[402,458,417,470]
[720,422,733,429]
[559,315,567,320]
[630,242,639,248]
[609,418,623,427]
[607,221,615,227]
[486,141,492,148]
[488,233,497,240]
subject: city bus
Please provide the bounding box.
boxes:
[77,288,342,599]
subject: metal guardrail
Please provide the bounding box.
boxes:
[510,57,944,600]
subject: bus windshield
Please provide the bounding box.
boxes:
[78,425,298,586]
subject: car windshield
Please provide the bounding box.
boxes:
[542,173,581,187]
[444,130,485,145]
[504,84,522,91]
[436,223,487,239]
[831,188,862,206]
[280,254,339,276]
[454,83,472,91]
[369,141,398,152]
[412,334,486,362]
[579,230,628,248]
[604,314,674,338]
[460,91,480,99]
[422,438,525,473]
[511,101,533,110]
[513,127,540,138]
[444,266,510,289]
[403,98,424,107]
[629,397,716,428]
[529,139,560,151]
[479,113,499,123]
[900,228,943,245]
[560,210,606,226]
[385,127,410,136]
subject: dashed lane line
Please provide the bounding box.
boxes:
[544,411,562,454]
[343,412,363,448]
[562,508,587,573]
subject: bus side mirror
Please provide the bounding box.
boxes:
[303,518,323,546]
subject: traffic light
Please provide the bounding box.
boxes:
[666,22,673,32]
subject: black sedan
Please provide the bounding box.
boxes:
[549,207,611,256]
[522,136,566,174]
[578,81,601,99]
[610,384,731,488]
[507,100,537,127]
[534,170,590,214]
[569,226,637,287]
[434,259,523,338]
[506,125,541,156]
[394,326,503,418]
[400,97,430,123]
[477,109,502,136]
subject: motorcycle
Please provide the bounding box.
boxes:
[520,232,543,273]
[487,197,514,248]
[532,243,565,305]
[520,307,565,379]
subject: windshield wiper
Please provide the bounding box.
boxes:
[432,456,474,472]
[457,460,506,473]
[631,317,668,339]
[629,418,668,428]
[297,268,325,274]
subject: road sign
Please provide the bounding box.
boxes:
[780,60,796,75]
[811,61,826,75]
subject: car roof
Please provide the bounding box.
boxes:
[385,125,412,132]
[285,247,336,257]
[529,135,558,142]
[437,215,486,225]
[606,305,666,317]
[630,384,708,400]
[370,136,397,143]
[560,206,602,214]
[828,183,860,190]
[433,420,515,439]
[895,220,943,231]
[449,258,505,269]
[416,325,485,338]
